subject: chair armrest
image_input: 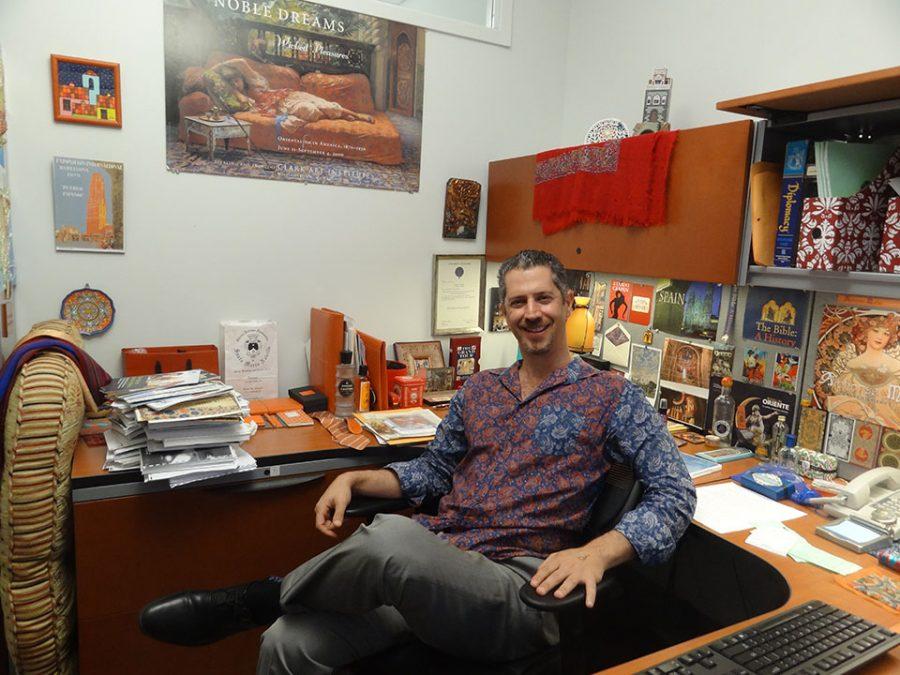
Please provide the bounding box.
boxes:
[344,496,411,519]
[518,573,622,612]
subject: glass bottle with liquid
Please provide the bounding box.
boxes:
[780,433,798,472]
[769,415,788,463]
[711,376,735,446]
[334,350,356,419]
[356,365,371,413]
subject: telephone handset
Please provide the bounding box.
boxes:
[818,466,900,539]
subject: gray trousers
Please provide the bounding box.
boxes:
[257,514,559,674]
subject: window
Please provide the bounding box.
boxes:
[325,0,513,46]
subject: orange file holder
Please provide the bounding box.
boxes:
[122,345,219,376]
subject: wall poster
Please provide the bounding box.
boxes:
[164,0,425,192]
[813,306,900,431]
[52,157,124,253]
[0,47,13,299]
[742,287,809,350]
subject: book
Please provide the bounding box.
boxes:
[275,409,314,427]
[679,451,723,479]
[706,376,796,452]
[354,408,442,444]
[774,140,810,267]
[449,337,481,389]
[696,446,754,463]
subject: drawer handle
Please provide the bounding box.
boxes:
[217,473,326,493]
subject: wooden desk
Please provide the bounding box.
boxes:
[601,448,900,674]
[71,426,421,675]
[72,433,899,674]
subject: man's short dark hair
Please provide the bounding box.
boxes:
[497,250,570,303]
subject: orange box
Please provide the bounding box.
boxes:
[122,345,219,376]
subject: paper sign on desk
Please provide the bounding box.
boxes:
[694,483,805,534]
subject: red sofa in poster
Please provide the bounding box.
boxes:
[177,53,403,165]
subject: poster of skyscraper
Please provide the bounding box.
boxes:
[52,157,124,253]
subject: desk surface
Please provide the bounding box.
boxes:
[70,428,900,673]
[603,454,900,674]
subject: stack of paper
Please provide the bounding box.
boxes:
[100,369,258,486]
[354,408,442,445]
[745,523,862,576]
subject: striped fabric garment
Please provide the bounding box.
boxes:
[311,411,370,451]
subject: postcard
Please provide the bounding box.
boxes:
[603,322,631,368]
[53,156,124,253]
[629,345,662,405]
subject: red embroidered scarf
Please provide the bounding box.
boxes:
[533,131,678,235]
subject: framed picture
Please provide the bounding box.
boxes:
[432,254,486,336]
[394,340,445,375]
[51,54,122,128]
[425,366,455,392]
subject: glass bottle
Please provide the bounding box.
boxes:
[781,434,798,472]
[658,398,669,423]
[334,350,356,419]
[711,376,735,446]
[769,415,788,463]
[356,365,371,413]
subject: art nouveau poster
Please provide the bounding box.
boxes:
[164,0,425,191]
[813,306,900,431]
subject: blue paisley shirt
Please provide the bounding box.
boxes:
[386,357,696,564]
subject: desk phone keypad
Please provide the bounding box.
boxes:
[640,600,899,675]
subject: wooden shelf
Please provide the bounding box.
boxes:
[717,66,900,118]
[747,265,899,297]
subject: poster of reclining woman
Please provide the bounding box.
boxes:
[164,0,425,192]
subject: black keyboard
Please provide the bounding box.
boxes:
[640,600,900,675]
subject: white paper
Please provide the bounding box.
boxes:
[222,320,278,399]
[745,522,804,556]
[602,322,631,368]
[694,483,806,534]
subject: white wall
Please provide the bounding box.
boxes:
[562,0,900,143]
[0,0,571,385]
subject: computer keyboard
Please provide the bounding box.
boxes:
[639,600,899,675]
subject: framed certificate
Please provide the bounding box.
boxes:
[432,254,486,336]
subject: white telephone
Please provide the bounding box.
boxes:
[816,467,900,539]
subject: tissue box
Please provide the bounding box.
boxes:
[795,196,887,271]
[796,146,900,271]
[878,196,900,273]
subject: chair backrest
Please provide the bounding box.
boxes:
[583,461,643,541]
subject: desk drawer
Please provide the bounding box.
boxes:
[74,466,369,675]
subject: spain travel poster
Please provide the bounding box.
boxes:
[164,0,425,191]
[52,157,124,253]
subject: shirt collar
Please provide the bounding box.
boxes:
[495,356,599,401]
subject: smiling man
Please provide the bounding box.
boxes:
[140,249,696,674]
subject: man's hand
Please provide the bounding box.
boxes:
[530,546,608,608]
[314,474,355,538]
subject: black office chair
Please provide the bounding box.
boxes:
[343,461,643,675]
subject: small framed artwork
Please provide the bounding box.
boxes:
[442,179,481,239]
[432,254,486,336]
[425,366,454,392]
[51,54,122,128]
[394,340,445,375]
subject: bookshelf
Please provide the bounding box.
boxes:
[720,67,900,297]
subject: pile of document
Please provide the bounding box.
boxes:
[101,369,258,486]
[353,408,442,445]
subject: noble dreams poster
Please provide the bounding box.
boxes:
[164,0,425,191]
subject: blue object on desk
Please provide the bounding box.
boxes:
[733,464,793,501]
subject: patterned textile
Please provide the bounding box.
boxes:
[796,146,900,272]
[880,197,900,273]
[311,411,370,451]
[0,337,110,459]
[533,131,678,235]
[387,358,696,563]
